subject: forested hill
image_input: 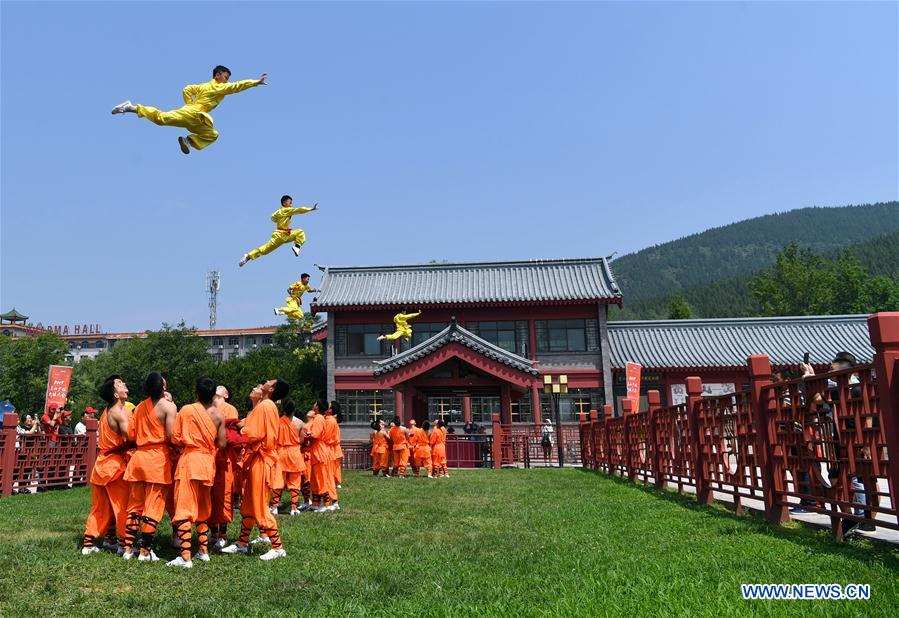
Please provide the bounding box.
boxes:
[610,202,899,307]
[610,229,899,320]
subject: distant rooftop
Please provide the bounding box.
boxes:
[312,257,622,312]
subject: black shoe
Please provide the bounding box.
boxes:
[858,521,876,532]
[841,519,859,537]
[178,136,190,154]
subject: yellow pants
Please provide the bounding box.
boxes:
[278,296,303,319]
[383,326,412,341]
[136,104,219,150]
[248,229,306,261]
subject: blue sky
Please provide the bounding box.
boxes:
[1,1,896,331]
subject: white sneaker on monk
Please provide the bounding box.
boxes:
[138,550,159,562]
[331,503,341,511]
[269,506,278,515]
[259,548,286,561]
[292,245,301,257]
[81,546,100,555]
[273,308,281,316]
[178,136,191,155]
[239,255,249,267]
[193,552,210,562]
[166,556,193,569]
[249,535,271,545]
[290,508,301,516]
[336,484,342,489]
[121,550,134,560]
[111,100,133,114]
[213,538,227,550]
[220,543,248,554]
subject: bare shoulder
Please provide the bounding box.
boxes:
[209,406,224,424]
[160,399,178,415]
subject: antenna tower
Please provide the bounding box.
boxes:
[206,271,221,330]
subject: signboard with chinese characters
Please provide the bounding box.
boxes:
[44,365,73,415]
[625,362,642,410]
[670,382,735,405]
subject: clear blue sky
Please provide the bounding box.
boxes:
[1,1,896,331]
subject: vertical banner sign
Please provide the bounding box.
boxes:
[44,365,73,415]
[625,362,642,411]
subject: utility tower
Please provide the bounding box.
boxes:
[206,271,221,330]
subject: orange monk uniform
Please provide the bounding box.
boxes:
[410,427,433,476]
[430,426,448,477]
[210,402,239,540]
[123,398,173,554]
[271,416,305,511]
[171,402,218,560]
[332,421,343,487]
[323,414,341,503]
[82,409,130,549]
[307,414,337,505]
[389,425,409,477]
[370,431,389,476]
[237,399,283,550]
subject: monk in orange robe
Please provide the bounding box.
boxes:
[323,402,342,508]
[411,421,434,478]
[330,401,344,489]
[210,385,240,548]
[221,379,288,560]
[122,372,177,561]
[270,399,305,515]
[389,416,410,478]
[370,419,390,477]
[81,375,132,555]
[306,399,339,510]
[430,419,449,478]
[166,377,227,568]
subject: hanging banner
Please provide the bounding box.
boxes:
[44,365,73,415]
[625,362,642,411]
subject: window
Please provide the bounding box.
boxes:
[69,341,76,349]
[95,341,104,348]
[228,336,240,346]
[246,337,256,345]
[336,324,392,356]
[262,336,273,345]
[213,352,223,362]
[80,340,89,348]
[535,319,598,353]
[427,397,464,424]
[540,388,603,422]
[212,337,223,346]
[336,390,395,423]
[410,322,448,346]
[510,396,533,423]
[468,321,528,355]
[470,396,500,424]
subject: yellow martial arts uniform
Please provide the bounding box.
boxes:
[247,206,315,261]
[382,311,421,341]
[278,281,314,319]
[135,79,260,150]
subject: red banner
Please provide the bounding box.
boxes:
[44,365,73,415]
[625,362,642,411]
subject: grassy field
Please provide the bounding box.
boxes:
[0,469,897,616]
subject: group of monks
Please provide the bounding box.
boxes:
[80,372,343,568]
[370,417,449,478]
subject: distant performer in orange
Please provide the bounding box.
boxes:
[389,416,410,478]
[370,419,390,477]
[270,399,305,516]
[330,402,344,489]
[210,385,240,549]
[430,419,449,478]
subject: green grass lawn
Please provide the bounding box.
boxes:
[0,469,897,616]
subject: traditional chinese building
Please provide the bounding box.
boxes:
[310,258,875,431]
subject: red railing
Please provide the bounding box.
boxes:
[492,422,581,468]
[579,312,899,540]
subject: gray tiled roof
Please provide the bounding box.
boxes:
[311,258,621,311]
[373,321,539,376]
[608,315,874,369]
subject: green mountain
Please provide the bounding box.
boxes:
[609,202,899,320]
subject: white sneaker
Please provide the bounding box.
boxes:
[427,475,435,479]
[213,537,227,550]
[239,255,249,267]
[292,245,301,257]
[249,535,271,545]
[273,308,280,316]
[220,543,248,554]
[336,484,342,489]
[111,100,133,114]
[290,508,301,516]
[138,550,159,562]
[165,556,193,568]
[269,506,279,515]
[81,546,101,555]
[259,548,286,561]
[122,550,134,560]
[193,552,210,562]
[331,503,341,511]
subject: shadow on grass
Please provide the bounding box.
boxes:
[574,467,899,569]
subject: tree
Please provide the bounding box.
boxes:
[667,292,694,319]
[0,333,67,415]
[749,243,835,316]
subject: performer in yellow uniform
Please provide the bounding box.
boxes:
[240,196,319,266]
[111,65,267,154]
[378,310,422,341]
[274,273,318,319]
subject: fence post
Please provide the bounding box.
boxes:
[589,409,599,470]
[867,313,899,509]
[84,416,99,482]
[603,404,613,473]
[579,412,588,468]
[1,413,18,496]
[492,413,502,469]
[648,390,663,489]
[747,354,786,524]
[622,398,634,481]
[686,377,711,505]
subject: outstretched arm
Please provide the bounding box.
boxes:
[284,202,318,217]
[403,311,422,320]
[211,73,268,96]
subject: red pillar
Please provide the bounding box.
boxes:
[868,313,899,514]
[1,413,18,496]
[622,398,634,481]
[462,395,471,424]
[747,354,786,524]
[403,388,414,424]
[647,390,663,489]
[394,389,403,422]
[531,383,541,424]
[492,413,503,469]
[602,403,613,472]
[589,410,599,470]
[686,376,711,505]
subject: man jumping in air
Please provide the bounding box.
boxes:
[240,196,319,266]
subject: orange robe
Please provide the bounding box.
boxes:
[82,408,130,545]
[171,402,218,559]
[429,427,448,474]
[210,402,239,530]
[307,414,337,503]
[323,415,341,499]
[410,427,432,475]
[389,425,409,476]
[332,421,343,486]
[238,399,282,549]
[124,398,173,546]
[277,416,305,488]
[370,431,389,473]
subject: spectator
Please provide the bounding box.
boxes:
[75,407,98,435]
[463,420,479,437]
[41,406,67,444]
[18,413,40,434]
[541,419,554,461]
